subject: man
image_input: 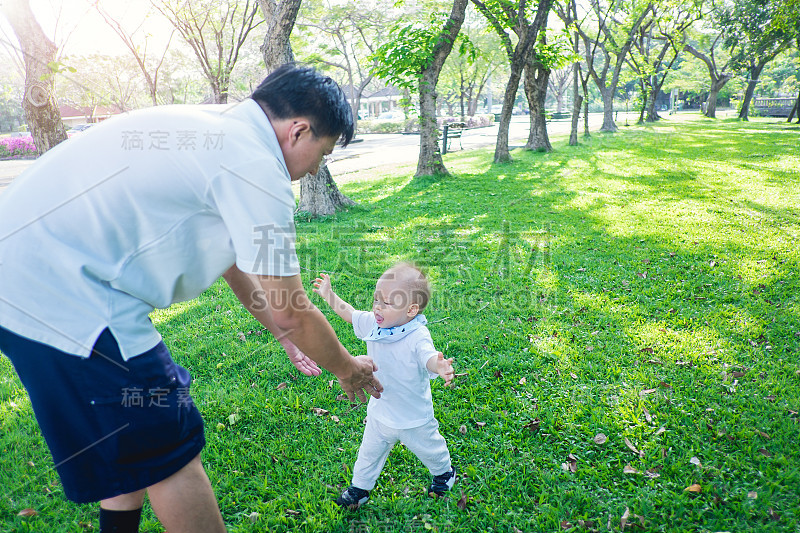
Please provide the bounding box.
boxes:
[0,65,382,533]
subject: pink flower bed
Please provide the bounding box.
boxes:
[0,136,37,159]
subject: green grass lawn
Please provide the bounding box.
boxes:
[1,114,799,532]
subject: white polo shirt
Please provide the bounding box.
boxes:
[0,99,299,360]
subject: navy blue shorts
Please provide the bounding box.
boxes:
[0,327,205,503]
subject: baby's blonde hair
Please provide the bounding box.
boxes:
[380,262,430,311]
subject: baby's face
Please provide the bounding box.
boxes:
[372,277,416,329]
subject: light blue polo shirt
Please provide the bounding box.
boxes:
[0,99,299,360]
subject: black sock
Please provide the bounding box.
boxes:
[99,507,142,533]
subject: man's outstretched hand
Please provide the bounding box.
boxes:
[281,338,322,376]
[338,355,383,403]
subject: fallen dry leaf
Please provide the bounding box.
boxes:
[755,430,770,439]
[248,512,260,523]
[747,491,758,499]
[459,425,467,435]
[475,421,486,428]
[311,407,329,416]
[764,395,776,402]
[331,415,340,423]
[519,377,527,385]
[276,382,287,391]
[457,492,467,510]
[655,426,666,436]
[640,388,657,396]
[623,464,638,474]
[758,448,772,457]
[593,433,608,445]
[237,331,246,342]
[17,509,37,517]
[562,454,578,473]
[625,437,643,457]
[524,418,540,433]
[570,372,579,379]
[768,508,780,521]
[645,468,660,479]
[690,456,702,467]
[684,484,702,493]
[620,507,645,529]
[285,509,301,516]
[643,407,652,424]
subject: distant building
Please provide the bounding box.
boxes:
[341,85,404,119]
[58,104,124,128]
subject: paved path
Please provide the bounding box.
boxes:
[0,114,606,194]
[0,159,35,193]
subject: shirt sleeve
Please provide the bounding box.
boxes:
[413,328,440,379]
[207,159,300,277]
[352,310,376,339]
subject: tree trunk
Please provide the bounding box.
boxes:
[705,76,730,118]
[569,22,580,146]
[583,97,590,137]
[682,43,731,120]
[637,79,648,124]
[788,88,800,122]
[416,71,448,177]
[600,86,616,132]
[490,0,553,163]
[259,0,353,216]
[1,0,67,155]
[296,165,356,216]
[494,70,522,163]
[645,89,660,122]
[738,60,766,122]
[524,53,551,152]
[570,93,582,146]
[414,0,469,178]
[258,0,300,70]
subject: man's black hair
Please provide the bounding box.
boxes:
[251,64,355,147]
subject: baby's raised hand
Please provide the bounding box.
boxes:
[435,352,455,386]
[312,273,333,300]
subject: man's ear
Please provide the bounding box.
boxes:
[287,118,313,147]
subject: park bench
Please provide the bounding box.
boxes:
[442,122,465,154]
[549,112,570,120]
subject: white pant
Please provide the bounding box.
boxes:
[351,415,451,491]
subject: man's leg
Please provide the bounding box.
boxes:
[99,490,146,533]
[145,454,226,533]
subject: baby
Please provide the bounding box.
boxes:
[313,262,456,509]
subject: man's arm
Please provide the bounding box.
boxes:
[223,265,382,402]
[224,266,321,376]
[312,273,355,324]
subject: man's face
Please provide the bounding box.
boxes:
[284,125,338,181]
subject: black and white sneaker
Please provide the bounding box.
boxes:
[335,486,370,510]
[428,465,457,497]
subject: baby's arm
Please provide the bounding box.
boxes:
[312,273,356,324]
[426,352,455,386]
